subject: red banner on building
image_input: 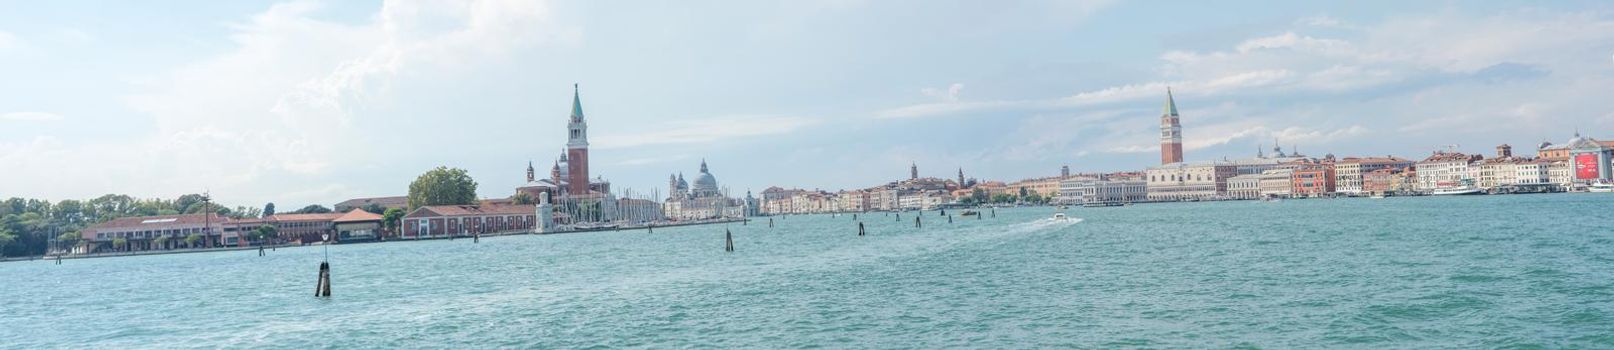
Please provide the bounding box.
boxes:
[1575,153,1600,179]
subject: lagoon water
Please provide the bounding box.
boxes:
[4,194,1614,348]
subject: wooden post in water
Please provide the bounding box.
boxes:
[769,218,774,228]
[259,246,265,256]
[915,216,921,228]
[991,208,996,218]
[940,209,946,216]
[724,229,735,252]
[474,234,480,243]
[858,222,865,236]
[948,215,953,224]
[315,262,332,297]
[852,213,857,220]
[648,223,654,233]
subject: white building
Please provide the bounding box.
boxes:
[1146,161,1236,201]
[1415,152,1479,191]
[1227,174,1263,200]
[1334,157,1413,195]
[1257,169,1293,198]
[1063,178,1146,205]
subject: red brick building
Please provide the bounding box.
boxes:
[1290,162,1336,197]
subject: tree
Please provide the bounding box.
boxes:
[382,208,406,235]
[263,203,276,218]
[153,235,170,250]
[253,225,277,245]
[970,188,988,204]
[0,227,14,256]
[512,192,534,205]
[1025,193,1045,204]
[408,166,479,210]
[112,238,128,252]
[292,205,332,214]
[990,193,1016,204]
[184,233,202,248]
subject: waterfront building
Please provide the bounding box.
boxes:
[79,213,233,253]
[837,190,868,212]
[1415,151,1482,191]
[400,205,536,239]
[1362,168,1399,195]
[662,160,744,220]
[1160,88,1184,165]
[333,196,408,213]
[1290,161,1336,197]
[1548,159,1572,187]
[1257,169,1294,198]
[1064,177,1147,205]
[332,209,383,242]
[1146,161,1235,201]
[1055,174,1102,204]
[268,213,343,243]
[1007,176,1063,199]
[1227,174,1262,200]
[1563,133,1614,187]
[1333,157,1412,195]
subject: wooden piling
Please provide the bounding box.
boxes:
[948,215,953,224]
[315,262,332,297]
[915,216,921,228]
[858,222,865,236]
[724,229,735,252]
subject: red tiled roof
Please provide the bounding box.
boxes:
[269,213,345,222]
[333,196,407,209]
[84,213,228,232]
[333,209,383,223]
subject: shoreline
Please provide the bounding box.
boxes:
[3,217,749,263]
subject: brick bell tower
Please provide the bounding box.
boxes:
[566,84,590,195]
[1160,87,1184,165]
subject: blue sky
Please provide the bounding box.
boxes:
[1,0,1611,209]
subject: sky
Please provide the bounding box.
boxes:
[1,0,1612,209]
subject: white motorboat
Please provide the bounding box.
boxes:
[1590,181,1614,193]
[1051,213,1068,221]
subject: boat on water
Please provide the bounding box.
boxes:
[1050,213,1068,221]
[1082,201,1124,208]
[1369,192,1388,199]
[1590,184,1614,193]
[1429,179,1484,196]
[960,210,979,216]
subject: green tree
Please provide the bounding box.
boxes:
[0,227,15,256]
[408,166,479,210]
[153,235,170,250]
[111,238,128,252]
[970,188,988,204]
[382,208,406,235]
[292,205,332,214]
[1025,193,1045,204]
[263,203,276,218]
[990,193,1016,204]
[253,225,277,245]
[184,233,202,248]
[512,192,534,205]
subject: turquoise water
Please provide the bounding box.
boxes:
[4,194,1613,348]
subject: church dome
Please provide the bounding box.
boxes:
[692,160,720,197]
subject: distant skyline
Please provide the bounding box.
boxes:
[2,0,1612,208]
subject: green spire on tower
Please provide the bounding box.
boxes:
[1163,87,1179,117]
[571,83,585,122]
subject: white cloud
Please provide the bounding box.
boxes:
[1,0,569,206]
[0,30,18,50]
[593,115,818,149]
[920,83,965,102]
[1,111,63,121]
